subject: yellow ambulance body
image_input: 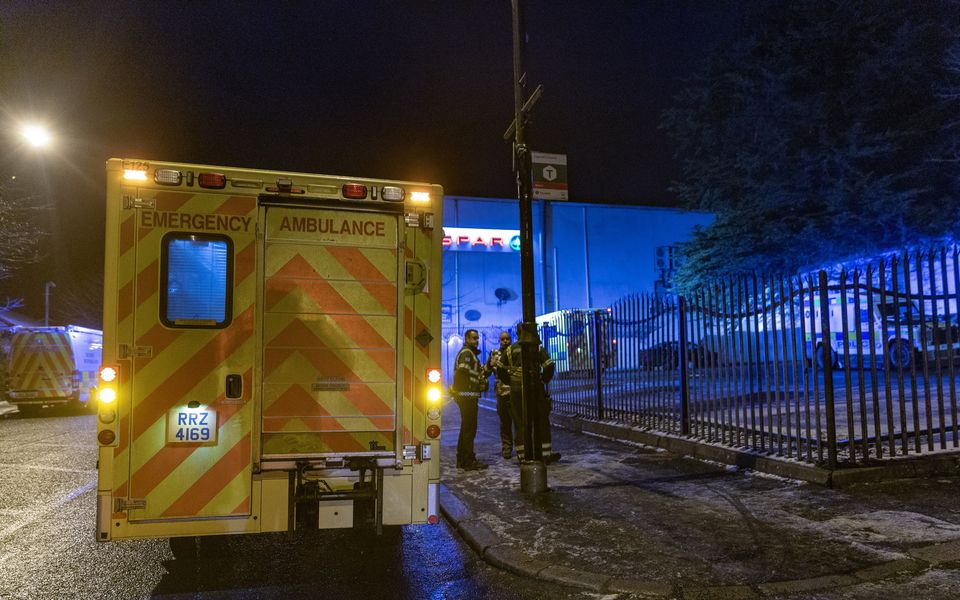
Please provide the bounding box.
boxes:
[96,159,443,541]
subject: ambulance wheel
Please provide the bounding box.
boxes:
[378,524,403,542]
[169,535,198,560]
[17,404,39,417]
[71,396,96,414]
[815,344,838,369]
[888,340,913,371]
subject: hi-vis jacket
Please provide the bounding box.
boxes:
[486,348,511,397]
[452,346,484,398]
[499,343,555,393]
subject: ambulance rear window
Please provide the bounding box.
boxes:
[160,233,233,329]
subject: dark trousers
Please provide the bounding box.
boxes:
[455,393,479,465]
[508,386,552,459]
[496,393,514,455]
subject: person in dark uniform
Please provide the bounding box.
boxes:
[452,329,488,470]
[498,325,560,463]
[486,331,515,459]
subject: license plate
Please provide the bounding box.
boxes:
[11,391,38,398]
[167,407,218,444]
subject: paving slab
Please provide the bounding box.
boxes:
[438,396,960,594]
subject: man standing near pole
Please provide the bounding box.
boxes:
[452,329,488,471]
[487,331,516,459]
[499,324,560,464]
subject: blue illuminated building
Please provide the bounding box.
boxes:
[441,195,713,357]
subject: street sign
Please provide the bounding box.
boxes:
[531,151,568,201]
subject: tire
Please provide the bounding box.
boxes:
[888,339,913,370]
[815,344,838,369]
[169,535,198,560]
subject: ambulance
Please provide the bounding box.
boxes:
[96,159,443,542]
[537,309,614,374]
[6,325,102,410]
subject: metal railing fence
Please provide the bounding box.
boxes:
[546,248,960,467]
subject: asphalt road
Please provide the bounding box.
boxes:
[0,409,588,600]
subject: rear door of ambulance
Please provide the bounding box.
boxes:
[259,202,401,461]
[118,187,258,526]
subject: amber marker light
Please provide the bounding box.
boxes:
[410,191,430,203]
[98,388,117,404]
[426,387,442,403]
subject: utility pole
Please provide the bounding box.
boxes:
[44,281,56,326]
[505,0,548,493]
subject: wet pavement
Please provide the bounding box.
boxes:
[0,409,595,600]
[4,402,959,599]
[441,394,960,598]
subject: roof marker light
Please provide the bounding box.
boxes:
[382,186,405,202]
[198,173,226,189]
[410,191,430,203]
[342,183,368,199]
[123,169,148,181]
[154,169,182,185]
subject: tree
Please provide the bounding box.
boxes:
[662,0,960,290]
[0,178,45,281]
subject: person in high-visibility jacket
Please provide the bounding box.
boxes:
[452,329,489,471]
[498,328,560,463]
[486,331,515,459]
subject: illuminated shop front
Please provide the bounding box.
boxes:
[441,196,713,363]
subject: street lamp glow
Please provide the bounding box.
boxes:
[20,124,52,148]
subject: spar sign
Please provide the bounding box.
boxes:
[442,227,521,252]
[531,151,568,201]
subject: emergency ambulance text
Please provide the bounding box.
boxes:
[141,211,252,232]
[279,216,385,237]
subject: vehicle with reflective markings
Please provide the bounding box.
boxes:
[6,325,102,411]
[96,159,443,542]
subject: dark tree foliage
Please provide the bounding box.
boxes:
[0,181,44,280]
[663,0,960,290]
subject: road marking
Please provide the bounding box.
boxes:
[0,442,96,450]
[0,463,96,474]
[0,478,96,545]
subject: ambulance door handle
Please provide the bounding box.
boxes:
[225,374,243,400]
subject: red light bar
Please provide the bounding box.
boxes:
[198,173,226,189]
[342,183,367,199]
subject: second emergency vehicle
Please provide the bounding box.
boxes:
[6,325,102,410]
[537,309,614,374]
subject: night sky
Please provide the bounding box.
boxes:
[0,1,740,322]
